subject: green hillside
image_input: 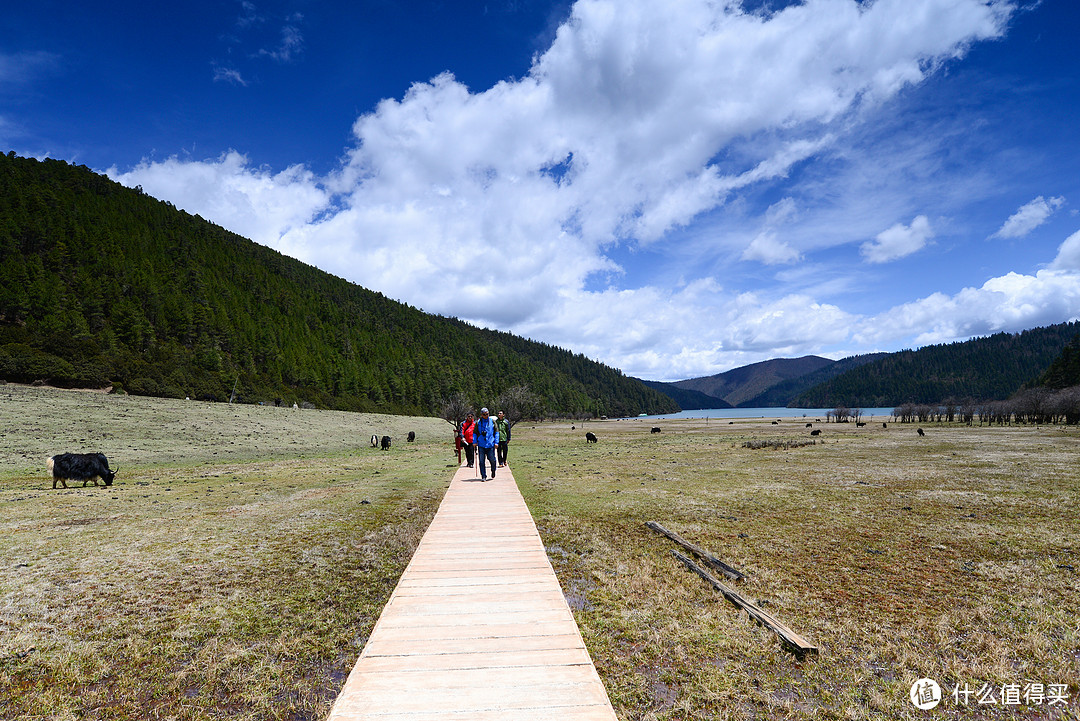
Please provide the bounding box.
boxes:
[1037,333,1080,389]
[793,323,1080,407]
[0,153,677,417]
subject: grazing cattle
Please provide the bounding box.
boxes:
[917,428,925,437]
[585,432,598,443]
[651,427,661,434]
[771,420,779,425]
[48,453,117,489]
[856,422,866,427]
[380,435,391,450]
[810,429,821,436]
[407,431,416,442]
[370,434,379,448]
[882,422,887,429]
[806,423,813,428]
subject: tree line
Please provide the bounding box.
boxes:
[0,153,678,418]
[889,385,1080,425]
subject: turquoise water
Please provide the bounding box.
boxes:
[626,407,896,421]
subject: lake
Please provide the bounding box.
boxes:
[625,407,897,421]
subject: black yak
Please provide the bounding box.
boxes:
[48,453,117,489]
[585,432,598,443]
[407,431,416,442]
[381,435,392,450]
[810,429,821,436]
[651,427,661,434]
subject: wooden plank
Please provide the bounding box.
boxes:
[645,521,746,581]
[672,550,818,657]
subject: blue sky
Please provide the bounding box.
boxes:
[3,0,1079,381]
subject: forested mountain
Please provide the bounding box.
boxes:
[793,322,1080,407]
[672,355,834,407]
[634,378,731,410]
[0,153,677,417]
[738,352,887,407]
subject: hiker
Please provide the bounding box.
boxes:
[461,412,476,467]
[474,407,500,481]
[454,428,464,464]
[495,410,510,467]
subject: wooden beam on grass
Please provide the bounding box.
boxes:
[645,521,746,581]
[672,550,818,658]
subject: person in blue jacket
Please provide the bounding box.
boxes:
[474,407,500,482]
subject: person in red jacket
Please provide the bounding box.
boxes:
[460,412,476,467]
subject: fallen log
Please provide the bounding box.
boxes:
[645,521,745,581]
[672,550,818,658]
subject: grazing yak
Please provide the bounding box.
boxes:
[48,453,117,489]
[917,427,925,436]
[407,431,416,442]
[380,435,392,450]
[651,427,661,434]
[370,434,379,448]
[810,429,821,436]
[585,432,598,443]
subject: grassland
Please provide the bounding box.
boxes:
[513,416,1080,720]
[0,384,451,720]
[2,385,1078,720]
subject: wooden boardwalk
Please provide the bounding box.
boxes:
[326,463,618,721]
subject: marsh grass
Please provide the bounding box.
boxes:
[1,385,452,720]
[513,418,1079,720]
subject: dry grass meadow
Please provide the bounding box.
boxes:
[2,384,1078,720]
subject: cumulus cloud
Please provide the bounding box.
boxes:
[860,215,934,263]
[992,195,1065,239]
[855,268,1080,347]
[108,151,331,246]
[1051,229,1080,270]
[113,0,1019,378]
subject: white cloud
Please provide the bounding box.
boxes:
[108,151,330,246]
[1051,229,1080,271]
[111,0,1019,378]
[855,268,1080,347]
[742,232,802,265]
[212,66,248,86]
[992,195,1065,238]
[860,215,934,263]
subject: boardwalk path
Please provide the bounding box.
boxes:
[326,463,618,720]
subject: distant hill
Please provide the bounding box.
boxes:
[0,153,678,417]
[671,356,834,407]
[793,322,1080,407]
[738,353,887,407]
[635,378,731,410]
